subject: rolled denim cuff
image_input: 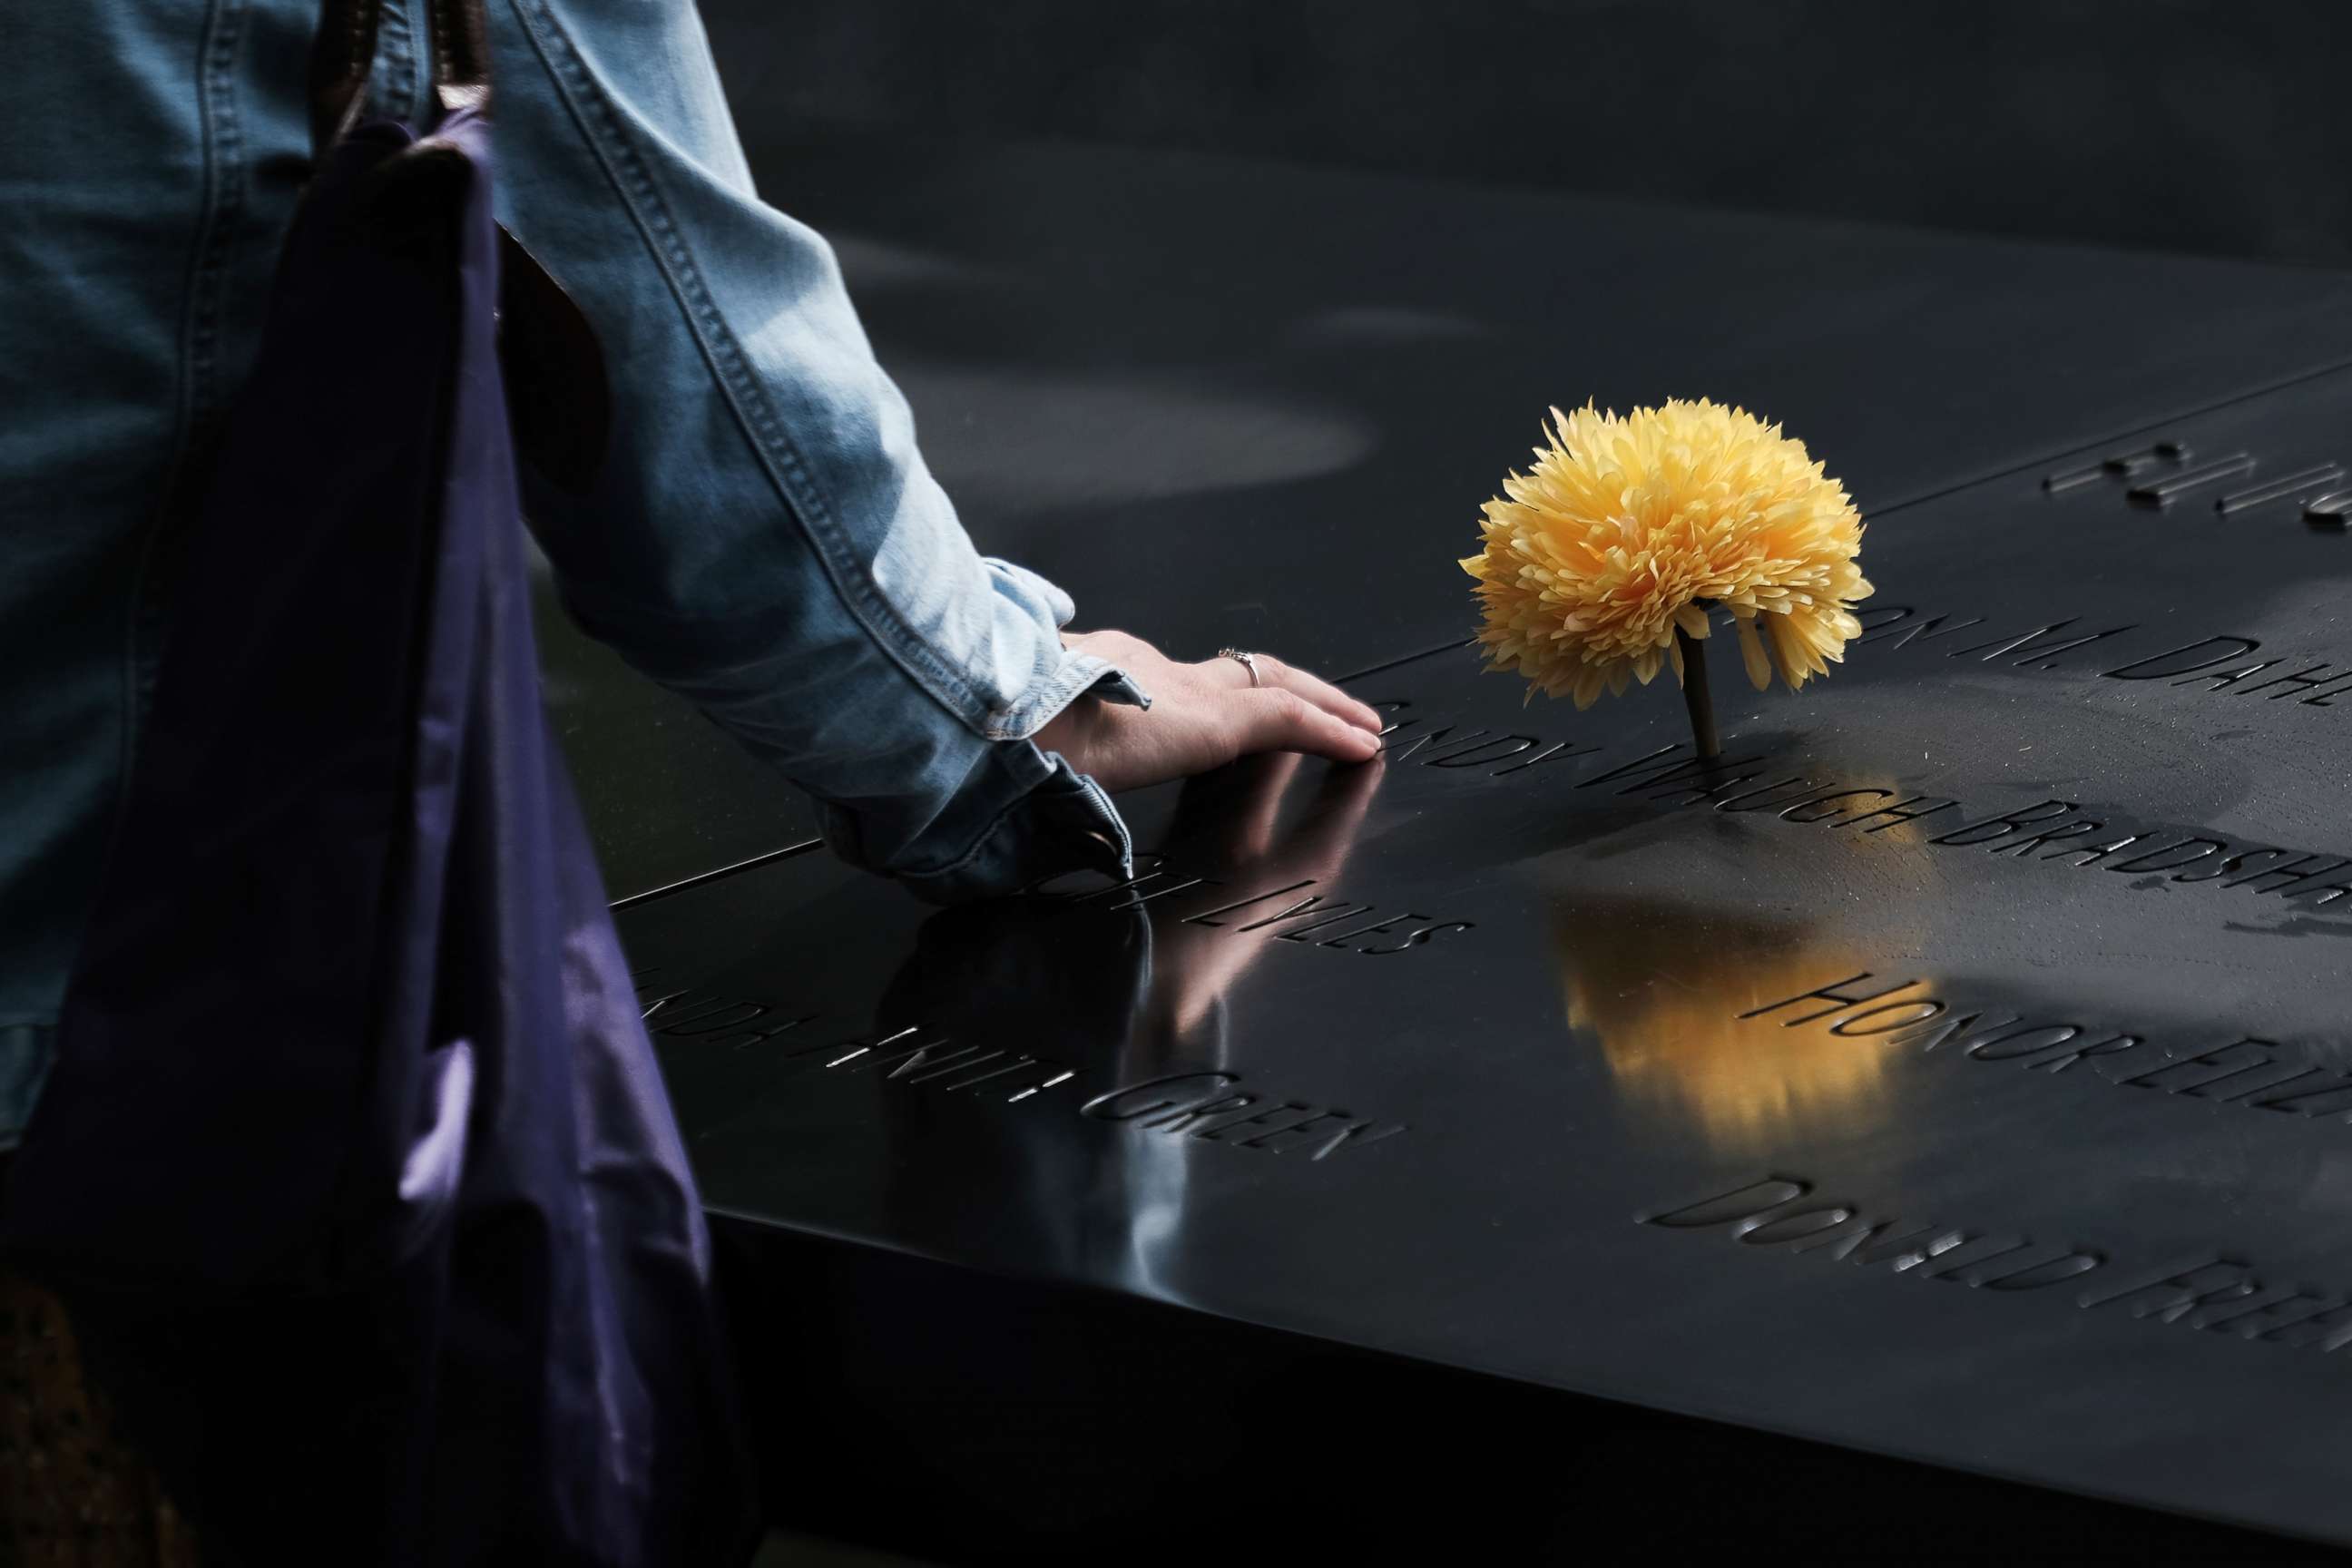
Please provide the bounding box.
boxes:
[820,741,1132,905]
[820,627,1150,899]
[976,558,1152,740]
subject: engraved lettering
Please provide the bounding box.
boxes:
[1308,1120,1409,1160]
[1739,974,1923,1027]
[1061,855,1174,902]
[2227,852,2352,895]
[1999,819,2104,858]
[2117,1041,2279,1096]
[642,993,750,1030]
[2253,1078,2352,1119]
[1261,902,1378,940]
[638,986,693,1021]
[1033,853,1170,900]
[1614,754,1771,806]
[1779,789,1892,824]
[1712,776,1822,813]
[2201,1291,2342,1341]
[2104,636,2263,681]
[2216,1066,2337,1106]
[1952,619,2137,669]
[2259,1300,2352,1351]
[1788,1215,1967,1269]
[2239,663,2338,699]
[1082,1073,1242,1122]
[1181,880,1316,926]
[1141,1092,1259,1135]
[2171,658,2282,692]
[1963,1023,2082,1062]
[1839,795,1960,833]
[1736,1206,1857,1245]
[1828,1000,1946,1036]
[2021,1032,2146,1075]
[936,1055,1068,1095]
[656,1001,770,1037]
[929,1054,1050,1093]
[2106,838,2226,874]
[1316,913,1417,949]
[1003,1066,1082,1102]
[2196,1054,2317,1103]
[2079,1259,2253,1323]
[1194,1101,1318,1143]
[1237,894,1370,934]
[1380,719,1466,764]
[1490,739,1602,776]
[698,1015,821,1053]
[1931,799,2077,847]
[1575,744,1697,789]
[1426,733,1540,768]
[1094,875,1213,911]
[1858,611,1988,652]
[878,1041,995,1083]
[2257,858,2352,906]
[1914,1234,2048,1282]
[2044,831,2155,869]
[1973,1250,2106,1290]
[1641,1177,1810,1229]
[1241,1107,1357,1154]
[1357,921,1475,954]
[1685,769,1773,807]
[1887,1010,2009,1054]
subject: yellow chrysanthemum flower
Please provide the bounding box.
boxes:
[1461,400,1871,709]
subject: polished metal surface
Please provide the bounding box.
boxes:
[546,133,2352,902]
[617,336,2352,1545]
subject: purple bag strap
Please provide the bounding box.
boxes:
[309,0,492,151]
[306,0,612,491]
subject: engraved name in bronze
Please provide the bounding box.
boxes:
[634,977,1406,1159]
[1646,1175,2352,1360]
[1740,973,2352,1129]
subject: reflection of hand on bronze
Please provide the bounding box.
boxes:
[876,886,1152,1065]
[874,752,1381,1068]
[1144,752,1385,1039]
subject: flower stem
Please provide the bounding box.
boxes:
[1675,623,1720,760]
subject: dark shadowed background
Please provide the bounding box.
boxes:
[701,0,2347,268]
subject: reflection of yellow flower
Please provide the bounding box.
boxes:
[1554,897,1926,1154]
[1461,400,1872,709]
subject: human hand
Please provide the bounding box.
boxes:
[1034,631,1385,793]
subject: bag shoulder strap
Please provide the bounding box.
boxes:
[309,0,492,152]
[305,0,611,493]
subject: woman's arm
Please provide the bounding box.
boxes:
[486,0,1375,898]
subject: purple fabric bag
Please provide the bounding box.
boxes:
[0,7,753,1560]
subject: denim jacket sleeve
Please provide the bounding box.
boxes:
[478,0,1137,898]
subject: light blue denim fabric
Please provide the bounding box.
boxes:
[0,0,1136,1147]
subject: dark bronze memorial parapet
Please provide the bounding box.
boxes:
[549,136,2352,1558]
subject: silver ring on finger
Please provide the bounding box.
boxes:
[1217,648,1262,688]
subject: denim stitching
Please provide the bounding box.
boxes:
[502,0,988,727]
[377,0,420,122]
[184,0,245,432]
[127,0,248,787]
[983,654,1117,740]
[899,757,1127,887]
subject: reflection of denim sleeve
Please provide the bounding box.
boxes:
[489,0,1137,897]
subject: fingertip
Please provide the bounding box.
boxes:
[1306,710,1377,763]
